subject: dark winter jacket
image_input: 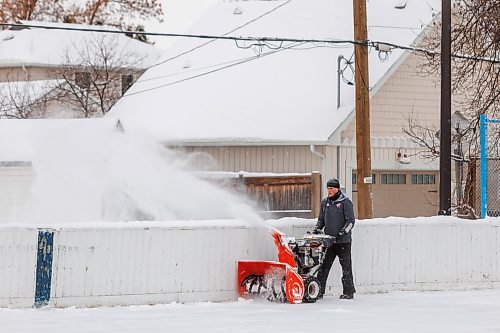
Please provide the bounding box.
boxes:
[315,191,355,243]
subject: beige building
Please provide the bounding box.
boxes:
[0,21,162,119]
[107,0,445,218]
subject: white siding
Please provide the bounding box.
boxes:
[337,145,439,194]
[0,66,52,82]
[181,145,325,174]
[343,53,441,137]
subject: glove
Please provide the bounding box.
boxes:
[312,227,321,234]
[337,222,353,239]
[332,230,346,243]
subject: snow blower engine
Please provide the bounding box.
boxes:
[238,229,335,303]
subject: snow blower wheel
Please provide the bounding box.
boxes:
[302,276,321,303]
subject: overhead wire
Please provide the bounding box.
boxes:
[0,22,498,64]
[120,41,304,97]
[0,41,306,116]
[144,0,293,71]
[0,0,295,109]
[117,0,293,86]
[135,41,350,84]
[0,22,363,46]
[1,14,500,117]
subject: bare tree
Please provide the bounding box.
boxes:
[420,0,500,119]
[0,33,145,119]
[405,0,500,218]
[403,111,480,218]
[50,34,144,118]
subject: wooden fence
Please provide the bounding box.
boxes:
[203,172,322,218]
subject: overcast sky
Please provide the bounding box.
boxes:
[147,0,218,48]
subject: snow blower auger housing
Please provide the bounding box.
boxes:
[238,229,335,304]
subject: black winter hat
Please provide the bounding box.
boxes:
[326,178,340,188]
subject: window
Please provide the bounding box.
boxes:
[352,172,376,185]
[381,173,406,185]
[75,72,91,89]
[121,74,134,95]
[411,173,436,185]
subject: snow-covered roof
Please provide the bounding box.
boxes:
[0,21,162,69]
[0,118,120,161]
[107,0,440,144]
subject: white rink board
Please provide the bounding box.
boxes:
[0,227,38,307]
[1,217,500,308]
[49,222,275,307]
[283,219,500,295]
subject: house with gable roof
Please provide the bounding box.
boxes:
[0,21,162,118]
[107,0,446,218]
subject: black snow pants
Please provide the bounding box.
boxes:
[317,242,356,296]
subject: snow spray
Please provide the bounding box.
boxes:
[28,121,266,226]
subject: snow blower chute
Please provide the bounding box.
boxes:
[238,228,335,304]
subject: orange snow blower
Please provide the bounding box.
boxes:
[238,228,335,303]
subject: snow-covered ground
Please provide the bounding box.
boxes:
[2,289,500,333]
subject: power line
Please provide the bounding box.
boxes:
[2,18,500,118]
[3,0,295,114]
[125,41,303,97]
[1,22,498,64]
[2,37,498,118]
[135,42,351,84]
[370,40,500,64]
[145,0,293,71]
[0,0,295,112]
[0,22,360,46]
[0,41,303,117]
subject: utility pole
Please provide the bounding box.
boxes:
[353,0,372,219]
[439,0,452,215]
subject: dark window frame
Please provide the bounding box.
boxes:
[411,173,436,185]
[381,173,406,185]
[75,71,91,89]
[121,74,134,95]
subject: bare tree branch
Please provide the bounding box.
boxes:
[50,34,144,118]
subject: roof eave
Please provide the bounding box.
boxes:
[159,139,330,147]
[0,62,149,71]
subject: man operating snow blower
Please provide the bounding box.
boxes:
[313,178,356,299]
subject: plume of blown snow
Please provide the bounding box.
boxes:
[29,125,264,226]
